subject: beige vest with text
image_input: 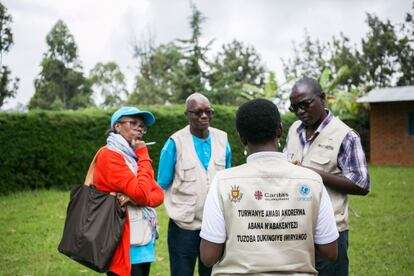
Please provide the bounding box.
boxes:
[286,117,351,232]
[213,156,323,275]
[164,125,228,230]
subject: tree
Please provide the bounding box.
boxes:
[328,34,366,90]
[361,14,400,88]
[29,20,92,110]
[282,32,328,81]
[89,62,127,108]
[282,31,365,91]
[0,2,19,108]
[283,6,414,93]
[396,2,414,85]
[129,42,184,105]
[174,3,212,102]
[208,40,266,105]
[130,3,212,105]
[0,2,12,59]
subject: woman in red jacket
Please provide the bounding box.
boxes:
[93,106,164,276]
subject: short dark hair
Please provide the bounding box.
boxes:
[292,77,322,96]
[236,99,281,144]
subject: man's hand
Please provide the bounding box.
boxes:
[291,160,302,165]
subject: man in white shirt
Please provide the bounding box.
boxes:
[200,99,338,275]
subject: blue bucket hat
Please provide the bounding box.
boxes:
[110,106,155,128]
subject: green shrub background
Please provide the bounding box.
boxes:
[0,105,367,194]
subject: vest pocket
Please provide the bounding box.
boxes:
[171,192,196,223]
[172,160,197,199]
[179,161,197,182]
[310,156,330,166]
[170,203,196,223]
[172,179,197,196]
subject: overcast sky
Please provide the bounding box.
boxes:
[2,0,412,109]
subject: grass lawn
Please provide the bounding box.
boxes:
[0,165,413,275]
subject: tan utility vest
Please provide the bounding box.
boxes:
[164,125,228,230]
[213,154,323,275]
[286,117,351,232]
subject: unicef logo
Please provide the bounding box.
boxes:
[299,185,310,196]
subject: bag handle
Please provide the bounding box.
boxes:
[84,147,105,186]
[84,147,117,197]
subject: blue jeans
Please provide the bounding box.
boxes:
[168,219,212,276]
[316,230,349,276]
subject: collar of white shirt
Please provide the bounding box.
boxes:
[246,151,286,163]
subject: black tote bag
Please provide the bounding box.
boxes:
[58,148,126,272]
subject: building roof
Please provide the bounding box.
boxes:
[357,86,414,103]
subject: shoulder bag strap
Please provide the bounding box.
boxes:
[84,147,105,186]
[84,146,117,197]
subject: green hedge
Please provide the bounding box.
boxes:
[0,106,294,194]
[340,113,370,160]
[0,106,368,194]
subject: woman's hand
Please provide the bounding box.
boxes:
[117,193,136,206]
[131,138,146,150]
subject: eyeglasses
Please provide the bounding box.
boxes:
[289,97,316,113]
[186,109,214,117]
[118,120,147,133]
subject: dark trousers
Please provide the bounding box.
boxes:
[168,219,212,276]
[316,230,349,276]
[107,263,150,276]
[131,263,151,276]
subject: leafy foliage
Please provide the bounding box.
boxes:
[130,3,413,114]
[283,31,328,81]
[0,2,19,107]
[29,20,92,110]
[129,4,267,106]
[242,71,294,111]
[283,6,414,92]
[129,43,184,105]
[396,2,414,86]
[361,14,400,88]
[329,34,367,90]
[0,65,18,107]
[282,6,414,123]
[208,40,266,105]
[0,2,13,55]
[0,106,299,194]
[89,62,128,108]
[172,3,211,102]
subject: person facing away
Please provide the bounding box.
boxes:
[200,98,338,275]
[157,92,232,276]
[284,77,370,276]
[93,106,164,276]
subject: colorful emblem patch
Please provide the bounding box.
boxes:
[297,184,312,201]
[299,184,310,195]
[229,185,243,202]
[254,190,263,200]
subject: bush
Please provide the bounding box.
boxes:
[0,110,109,194]
[0,106,301,194]
[340,111,370,160]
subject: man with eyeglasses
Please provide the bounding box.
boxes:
[284,77,370,276]
[157,92,232,276]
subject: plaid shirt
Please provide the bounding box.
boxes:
[294,110,370,191]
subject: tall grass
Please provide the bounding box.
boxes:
[0,165,413,275]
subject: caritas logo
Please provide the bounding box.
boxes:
[254,190,263,200]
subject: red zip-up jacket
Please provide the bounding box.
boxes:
[94,146,164,276]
